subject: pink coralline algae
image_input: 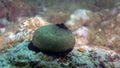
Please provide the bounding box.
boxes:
[6,17,50,43]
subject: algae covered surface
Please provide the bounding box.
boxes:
[32,24,75,53]
[0,41,120,68]
[0,41,94,68]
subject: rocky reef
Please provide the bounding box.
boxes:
[0,0,120,67]
[0,0,43,21]
[0,41,120,68]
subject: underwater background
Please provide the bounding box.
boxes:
[0,0,120,68]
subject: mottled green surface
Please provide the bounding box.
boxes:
[1,41,119,68]
[32,24,75,52]
[0,41,94,68]
[0,42,61,68]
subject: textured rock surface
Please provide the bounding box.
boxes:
[0,0,43,21]
[0,41,94,68]
[0,41,120,68]
[64,9,101,31]
[32,24,75,54]
[3,17,49,45]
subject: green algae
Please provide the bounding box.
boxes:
[1,41,119,68]
[0,41,94,68]
[32,24,75,53]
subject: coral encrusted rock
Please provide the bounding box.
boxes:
[31,24,75,56]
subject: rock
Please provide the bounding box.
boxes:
[3,17,50,45]
[70,49,94,68]
[47,12,69,24]
[0,0,43,21]
[0,18,9,26]
[114,61,120,68]
[94,0,115,9]
[73,26,89,47]
[65,9,90,31]
[0,1,7,18]
[31,24,75,56]
[65,9,101,31]
[116,13,120,23]
[5,32,16,43]
[18,17,49,33]
[4,0,30,21]
[0,22,6,34]
[0,42,60,68]
[15,17,49,41]
[0,41,119,68]
[0,28,5,34]
[99,13,120,53]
